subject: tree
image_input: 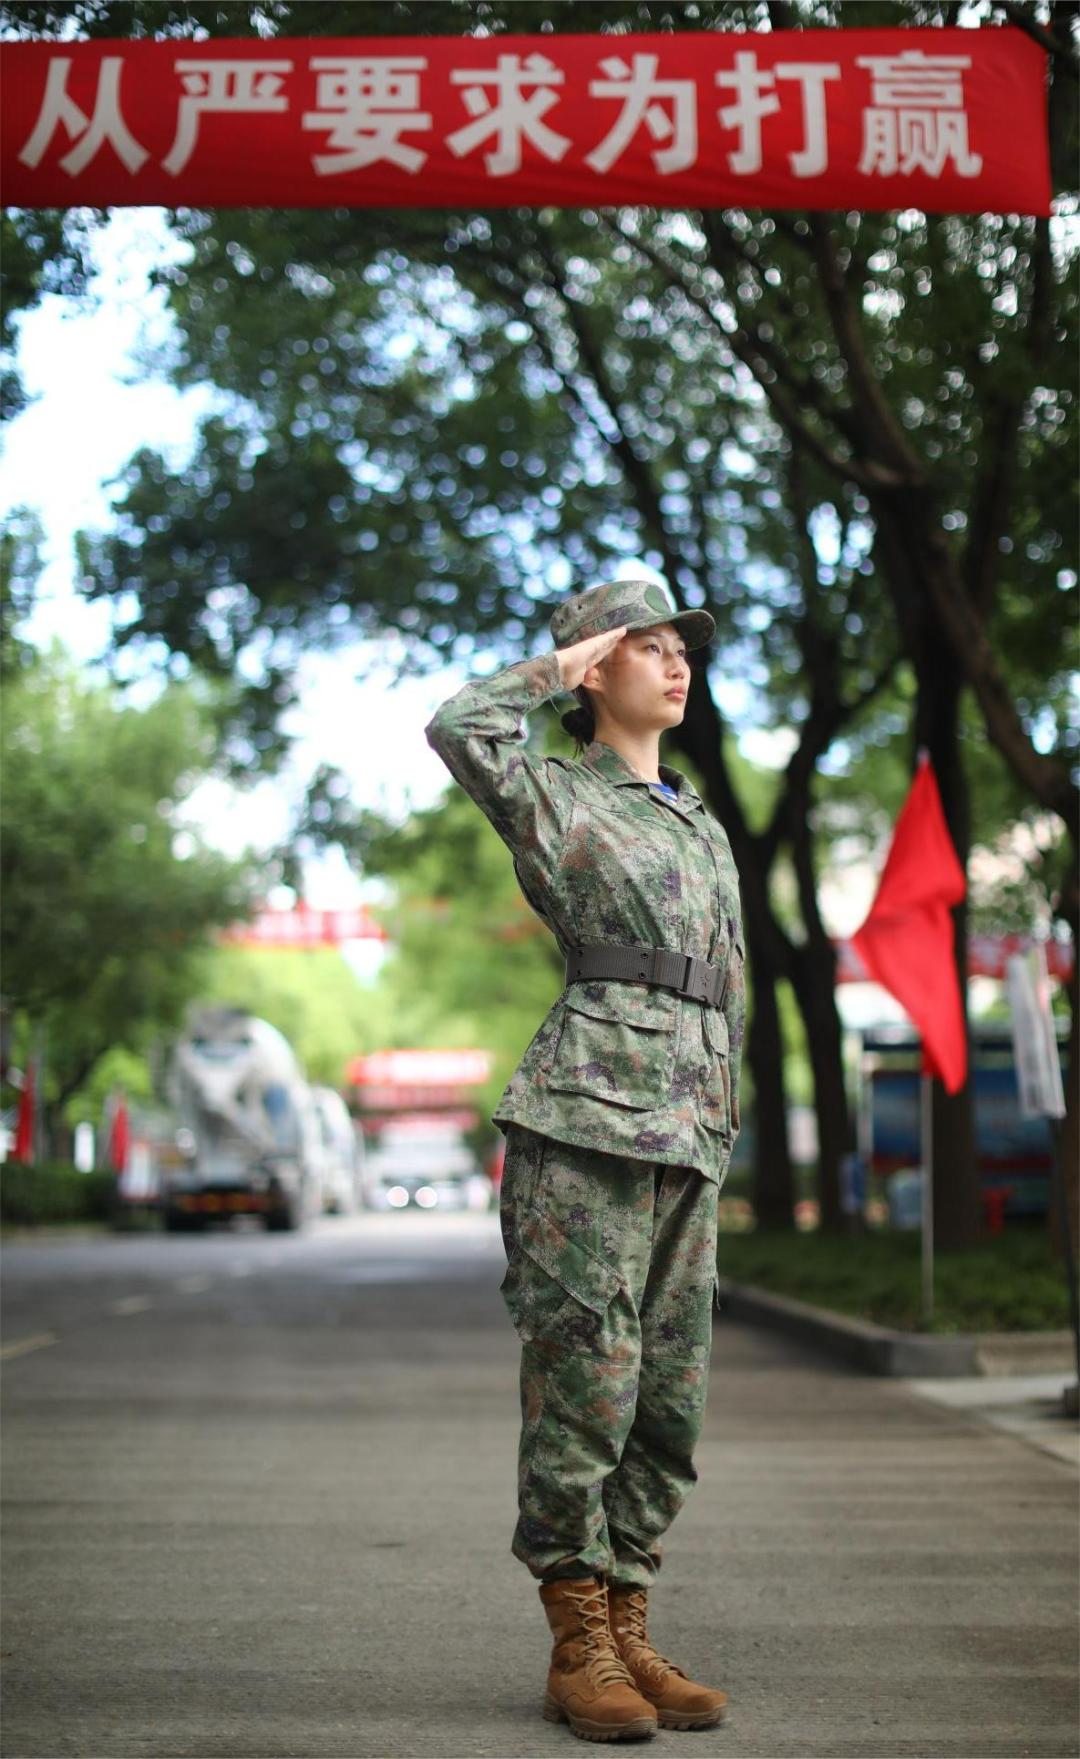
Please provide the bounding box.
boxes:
[1,506,47,678]
[1,207,101,422]
[194,941,384,1087]
[0,645,260,1147]
[292,778,570,1148]
[7,0,1076,1246]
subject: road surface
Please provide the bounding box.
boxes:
[2,1211,1077,1758]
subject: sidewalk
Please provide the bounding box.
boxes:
[901,1371,1079,1469]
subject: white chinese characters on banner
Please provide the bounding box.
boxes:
[301,57,432,174]
[17,54,149,175]
[585,53,697,176]
[446,52,571,177]
[15,44,984,187]
[715,52,840,178]
[163,58,292,175]
[856,50,983,178]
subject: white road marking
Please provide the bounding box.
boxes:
[0,1331,58,1360]
[174,1276,210,1293]
[108,1296,152,1316]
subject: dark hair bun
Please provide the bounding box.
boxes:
[560,705,591,740]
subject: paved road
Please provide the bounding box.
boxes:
[2,1212,1077,1759]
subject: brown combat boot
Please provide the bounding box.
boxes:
[539,1575,659,1742]
[608,1584,728,1730]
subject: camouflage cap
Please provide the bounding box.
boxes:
[548,578,715,653]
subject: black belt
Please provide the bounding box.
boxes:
[564,943,726,1008]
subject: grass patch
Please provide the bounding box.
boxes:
[717,1222,1073,1334]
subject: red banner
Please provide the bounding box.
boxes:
[220,904,388,948]
[836,932,1074,985]
[1,29,1049,215]
[347,1048,493,1088]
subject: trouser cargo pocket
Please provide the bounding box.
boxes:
[500,1204,625,1347]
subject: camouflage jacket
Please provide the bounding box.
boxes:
[424,651,745,1187]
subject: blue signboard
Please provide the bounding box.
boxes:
[868,1063,1057,1217]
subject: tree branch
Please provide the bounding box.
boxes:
[807,215,928,486]
[599,212,907,492]
[1000,2,1079,76]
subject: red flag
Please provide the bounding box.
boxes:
[11,1063,35,1163]
[852,753,968,1094]
[107,1094,131,1174]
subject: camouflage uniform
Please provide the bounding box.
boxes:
[424,580,745,1587]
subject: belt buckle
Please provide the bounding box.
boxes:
[690,955,717,1006]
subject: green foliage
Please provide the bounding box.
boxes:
[0,506,47,679]
[1,646,261,1119]
[6,0,1076,1205]
[0,208,102,420]
[720,1221,1074,1333]
[61,1046,156,1133]
[356,778,567,1134]
[189,942,380,1086]
[7,7,1077,793]
[0,1161,114,1226]
[815,675,1072,933]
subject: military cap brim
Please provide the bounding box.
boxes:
[548,578,716,652]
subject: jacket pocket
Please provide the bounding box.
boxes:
[701,1002,732,1139]
[546,983,678,1110]
[499,1204,625,1345]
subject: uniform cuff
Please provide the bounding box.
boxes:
[508,650,570,701]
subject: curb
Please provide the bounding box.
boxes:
[716,1276,1077,1378]
[1,1222,117,1243]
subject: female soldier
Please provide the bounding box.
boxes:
[424,578,744,1744]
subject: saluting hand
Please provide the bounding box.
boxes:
[554,625,629,693]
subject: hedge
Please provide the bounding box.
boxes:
[0,1162,117,1226]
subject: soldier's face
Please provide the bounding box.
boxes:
[586,622,690,728]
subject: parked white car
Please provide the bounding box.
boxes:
[309,1086,365,1215]
[360,1119,490,1212]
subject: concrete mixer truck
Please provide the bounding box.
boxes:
[162,1006,323,1231]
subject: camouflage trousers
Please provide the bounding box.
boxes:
[498,1122,721,1590]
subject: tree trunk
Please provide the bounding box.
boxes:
[875,498,981,1250]
[915,586,980,1252]
[931,898,979,1252]
[791,937,850,1232]
[785,771,851,1233]
[46,1110,74,1165]
[679,689,798,1229]
[1051,867,1079,1264]
[744,917,796,1229]
[1056,968,1079,1264]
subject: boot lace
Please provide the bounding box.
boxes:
[565,1581,638,1691]
[611,1588,683,1688]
